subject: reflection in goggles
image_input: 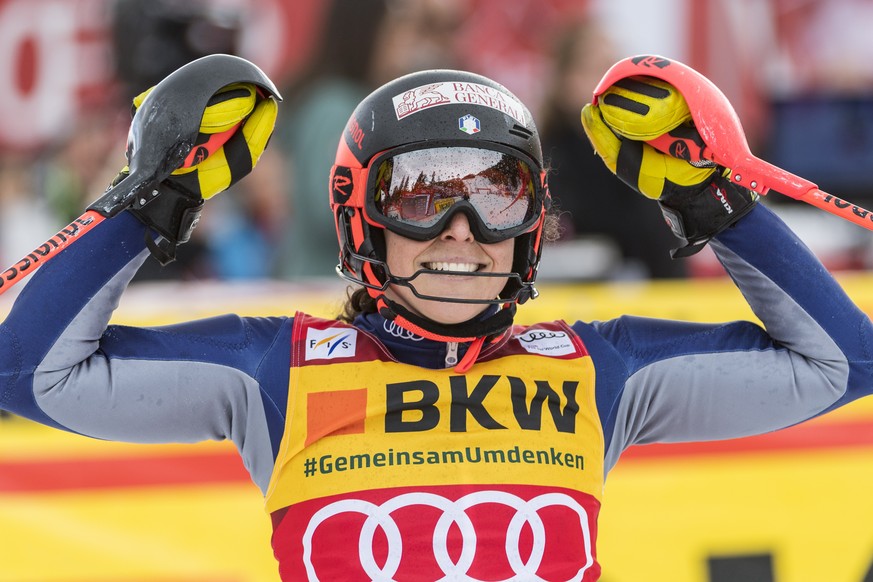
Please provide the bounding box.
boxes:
[373,148,536,231]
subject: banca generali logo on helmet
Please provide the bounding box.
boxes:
[392,81,528,125]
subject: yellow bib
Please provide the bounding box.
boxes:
[265,315,604,513]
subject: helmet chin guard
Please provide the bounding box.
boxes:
[378,296,518,344]
[330,69,549,343]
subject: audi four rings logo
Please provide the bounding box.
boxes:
[302,490,595,581]
[382,319,425,341]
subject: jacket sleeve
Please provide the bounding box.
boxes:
[0,212,293,494]
[572,204,873,474]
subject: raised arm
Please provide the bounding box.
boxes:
[575,72,873,473]
[0,60,287,493]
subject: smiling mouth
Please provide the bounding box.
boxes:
[422,261,483,273]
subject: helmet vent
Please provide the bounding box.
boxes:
[509,124,534,140]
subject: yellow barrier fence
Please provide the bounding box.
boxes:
[2,275,872,582]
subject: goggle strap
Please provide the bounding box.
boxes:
[350,208,375,282]
[330,165,369,207]
[528,213,546,278]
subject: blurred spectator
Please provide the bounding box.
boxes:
[200,147,288,280]
[272,0,463,280]
[0,155,58,272]
[270,0,388,280]
[762,0,873,209]
[768,0,873,96]
[0,109,124,281]
[109,0,286,280]
[538,20,687,279]
[38,111,121,225]
[369,0,465,84]
[110,0,242,104]
[453,0,589,118]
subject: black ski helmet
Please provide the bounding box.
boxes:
[329,69,549,342]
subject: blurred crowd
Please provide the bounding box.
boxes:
[2,0,873,285]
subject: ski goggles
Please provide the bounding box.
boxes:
[365,144,545,243]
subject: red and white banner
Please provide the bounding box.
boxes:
[0,0,325,153]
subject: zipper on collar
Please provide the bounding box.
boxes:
[445,342,459,367]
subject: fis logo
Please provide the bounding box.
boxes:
[305,327,358,361]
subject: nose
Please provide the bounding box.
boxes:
[440,212,475,242]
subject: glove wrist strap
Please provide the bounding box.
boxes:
[127,182,204,265]
[658,172,758,257]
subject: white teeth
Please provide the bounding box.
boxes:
[425,262,479,272]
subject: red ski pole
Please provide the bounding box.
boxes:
[0,212,104,294]
[0,124,238,295]
[593,55,873,232]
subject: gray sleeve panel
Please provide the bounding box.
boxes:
[34,357,275,494]
[33,249,148,379]
[711,238,848,360]
[603,241,848,474]
[31,249,276,495]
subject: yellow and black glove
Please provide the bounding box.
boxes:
[120,82,278,264]
[581,76,757,257]
[133,82,278,199]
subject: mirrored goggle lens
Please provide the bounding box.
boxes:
[371,147,538,232]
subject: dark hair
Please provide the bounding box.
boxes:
[334,209,563,323]
[337,286,377,323]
